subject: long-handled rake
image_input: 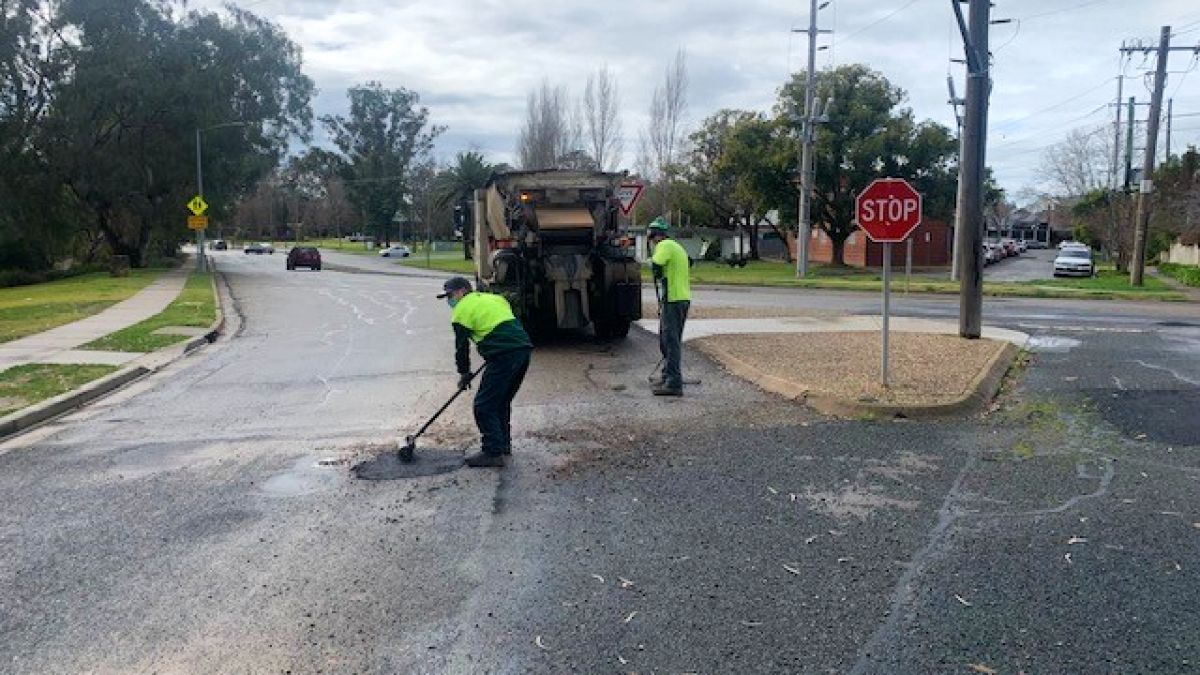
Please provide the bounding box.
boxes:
[398,364,486,463]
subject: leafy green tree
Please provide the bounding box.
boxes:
[778,65,958,265]
[0,0,77,273]
[34,0,312,266]
[322,83,443,245]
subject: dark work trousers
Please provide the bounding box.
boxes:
[659,300,690,390]
[473,348,532,456]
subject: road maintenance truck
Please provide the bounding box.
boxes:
[470,170,642,339]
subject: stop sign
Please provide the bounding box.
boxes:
[855,178,923,243]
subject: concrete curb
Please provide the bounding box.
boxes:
[0,365,151,437]
[695,336,1019,419]
[0,257,228,440]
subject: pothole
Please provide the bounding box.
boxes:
[351,446,464,481]
[260,457,340,496]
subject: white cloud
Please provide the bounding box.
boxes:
[213,0,1200,199]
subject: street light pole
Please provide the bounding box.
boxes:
[195,128,206,272]
[194,122,247,273]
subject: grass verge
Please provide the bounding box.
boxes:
[0,364,119,417]
[653,260,1185,301]
[0,267,169,344]
[82,272,216,353]
[1158,262,1200,287]
[396,255,476,275]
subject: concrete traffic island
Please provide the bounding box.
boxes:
[684,322,1024,418]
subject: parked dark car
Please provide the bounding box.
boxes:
[211,239,228,251]
[287,246,321,270]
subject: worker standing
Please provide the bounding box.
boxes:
[647,217,691,396]
[438,277,533,467]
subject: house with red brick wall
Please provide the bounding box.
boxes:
[794,219,952,268]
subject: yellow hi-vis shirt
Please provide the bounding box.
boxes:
[449,291,532,374]
[651,238,692,302]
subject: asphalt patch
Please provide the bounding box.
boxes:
[1091,388,1200,445]
[351,447,463,480]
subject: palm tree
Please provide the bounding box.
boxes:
[436,152,505,260]
[436,151,497,209]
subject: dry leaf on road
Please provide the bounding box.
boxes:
[967,664,998,675]
[782,564,802,576]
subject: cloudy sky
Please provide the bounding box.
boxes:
[211,0,1200,201]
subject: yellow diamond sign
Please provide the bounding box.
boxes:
[187,195,209,216]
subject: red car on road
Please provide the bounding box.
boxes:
[286,246,321,270]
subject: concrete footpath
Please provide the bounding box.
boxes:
[0,261,224,438]
[0,265,191,370]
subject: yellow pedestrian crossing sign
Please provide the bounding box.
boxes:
[187,195,209,216]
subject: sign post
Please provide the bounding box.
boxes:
[882,243,892,387]
[855,178,923,388]
[187,194,209,271]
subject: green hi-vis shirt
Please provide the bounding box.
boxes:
[651,238,692,302]
[450,291,532,374]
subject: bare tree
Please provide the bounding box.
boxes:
[1037,127,1111,198]
[518,80,574,169]
[583,65,623,170]
[645,48,689,215]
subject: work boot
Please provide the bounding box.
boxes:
[464,451,506,468]
[652,385,683,397]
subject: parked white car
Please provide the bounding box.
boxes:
[379,244,411,258]
[1053,247,1095,277]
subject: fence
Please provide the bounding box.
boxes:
[1162,242,1200,266]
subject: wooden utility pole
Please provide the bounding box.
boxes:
[953,0,990,339]
[1128,27,1170,286]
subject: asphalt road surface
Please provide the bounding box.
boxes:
[982,247,1058,282]
[1,251,1198,673]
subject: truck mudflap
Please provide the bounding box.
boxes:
[598,258,642,320]
[543,254,594,330]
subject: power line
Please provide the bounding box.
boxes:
[991,77,1115,131]
[1020,0,1112,22]
[991,104,1109,150]
[835,0,925,45]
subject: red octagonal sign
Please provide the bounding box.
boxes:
[855,178,923,243]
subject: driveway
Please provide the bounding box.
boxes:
[984,247,1057,282]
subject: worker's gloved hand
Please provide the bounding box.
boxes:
[458,372,475,391]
